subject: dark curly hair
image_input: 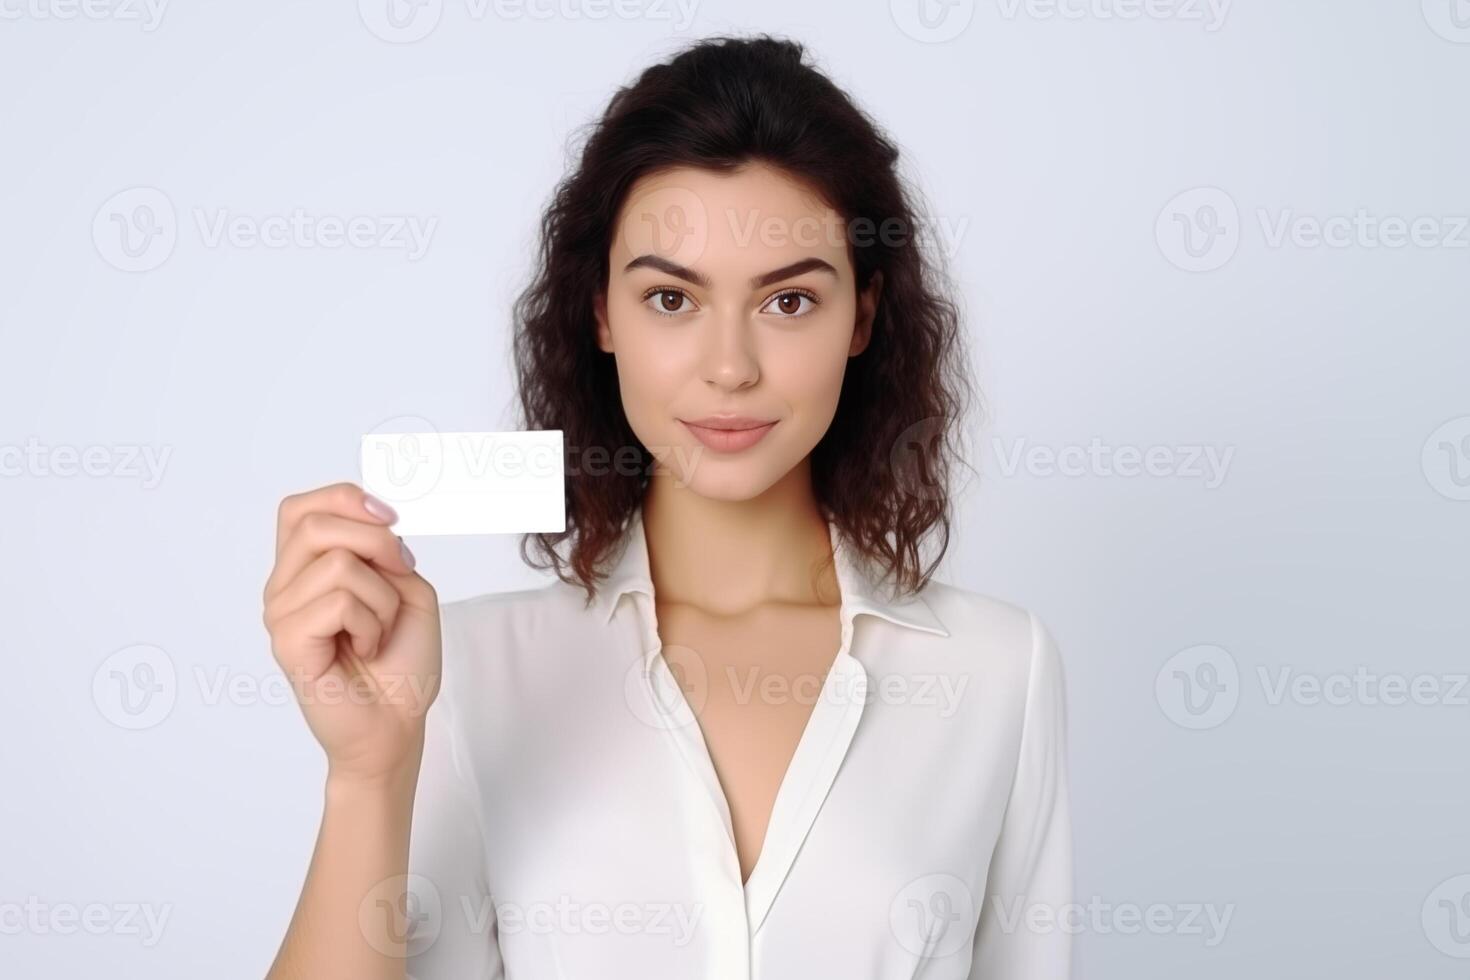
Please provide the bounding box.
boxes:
[512,32,977,606]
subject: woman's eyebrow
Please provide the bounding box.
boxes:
[622,254,838,290]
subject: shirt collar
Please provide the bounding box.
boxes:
[590,507,950,638]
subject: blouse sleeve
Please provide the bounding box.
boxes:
[403,659,505,980]
[968,611,1074,979]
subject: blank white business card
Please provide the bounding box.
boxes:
[359,430,565,535]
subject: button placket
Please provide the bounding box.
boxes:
[742,625,869,936]
[633,592,752,979]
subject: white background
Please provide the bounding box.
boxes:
[2,1,1468,976]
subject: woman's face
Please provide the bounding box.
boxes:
[596,162,879,501]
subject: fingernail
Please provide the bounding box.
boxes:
[398,536,416,570]
[363,492,398,523]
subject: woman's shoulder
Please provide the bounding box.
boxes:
[433,575,1065,693]
[431,580,601,717]
[909,580,1069,742]
[437,578,594,644]
[917,578,1066,679]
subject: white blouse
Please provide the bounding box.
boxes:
[404,508,1073,979]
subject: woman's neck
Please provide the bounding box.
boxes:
[640,461,838,616]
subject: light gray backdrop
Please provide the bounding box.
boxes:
[2,1,1467,977]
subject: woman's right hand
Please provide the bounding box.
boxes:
[262,481,441,785]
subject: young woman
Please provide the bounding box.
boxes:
[262,34,1071,980]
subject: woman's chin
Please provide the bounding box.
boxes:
[670,460,785,502]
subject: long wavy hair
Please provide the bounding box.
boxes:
[512,33,977,605]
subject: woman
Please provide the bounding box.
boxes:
[262,34,1071,980]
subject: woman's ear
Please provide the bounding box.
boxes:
[850,269,882,356]
[594,290,614,353]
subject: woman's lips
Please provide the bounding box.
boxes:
[679,419,778,453]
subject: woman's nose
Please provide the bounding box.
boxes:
[698,309,760,390]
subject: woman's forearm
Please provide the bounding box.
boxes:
[266,756,422,980]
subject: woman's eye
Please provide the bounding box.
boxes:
[642,287,819,319]
[762,290,818,318]
[644,288,693,317]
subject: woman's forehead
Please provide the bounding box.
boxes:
[612,166,850,278]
